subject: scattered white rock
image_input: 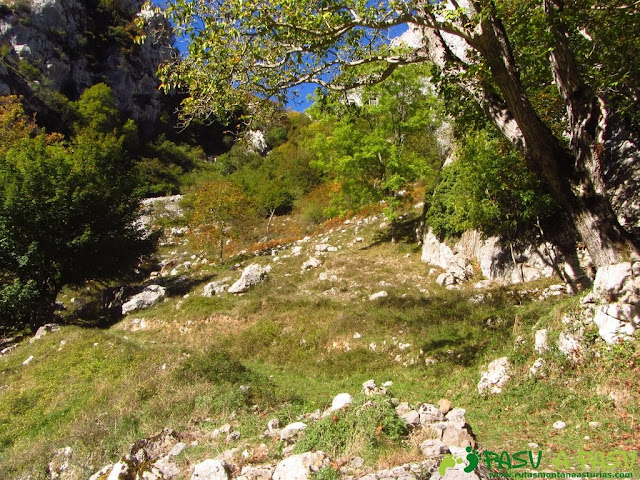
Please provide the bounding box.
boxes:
[593,303,637,343]
[534,329,549,353]
[280,422,307,441]
[529,358,545,377]
[191,459,231,480]
[477,357,512,395]
[203,280,230,297]
[168,442,187,457]
[362,379,387,396]
[122,285,166,314]
[302,257,322,270]
[553,421,566,430]
[272,451,327,480]
[330,393,353,411]
[30,323,60,343]
[228,264,270,294]
[89,461,131,480]
[170,261,192,276]
[557,332,582,362]
[369,291,389,301]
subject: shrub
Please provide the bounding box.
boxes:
[426,130,557,241]
[294,396,408,460]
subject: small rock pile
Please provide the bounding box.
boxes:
[80,382,488,480]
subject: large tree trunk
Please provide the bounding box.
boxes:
[415,4,639,266]
[470,8,638,267]
[544,0,640,252]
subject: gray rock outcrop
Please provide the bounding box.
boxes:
[191,459,231,480]
[477,357,512,395]
[422,229,587,286]
[121,285,166,314]
[582,261,640,343]
[203,280,230,297]
[272,451,328,480]
[228,264,270,294]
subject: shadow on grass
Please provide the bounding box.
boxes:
[361,213,423,249]
[65,271,223,329]
[421,334,489,367]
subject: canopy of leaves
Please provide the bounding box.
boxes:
[150,0,459,123]
[308,64,443,217]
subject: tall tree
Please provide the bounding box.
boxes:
[308,64,443,216]
[0,93,154,333]
[146,0,640,266]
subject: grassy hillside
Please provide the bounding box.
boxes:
[0,206,638,479]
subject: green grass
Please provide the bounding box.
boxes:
[1,210,639,478]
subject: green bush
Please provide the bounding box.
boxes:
[294,395,408,460]
[179,349,253,385]
[426,130,557,241]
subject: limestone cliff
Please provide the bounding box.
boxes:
[0,0,174,132]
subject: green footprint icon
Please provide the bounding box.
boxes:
[438,454,465,476]
[464,446,480,473]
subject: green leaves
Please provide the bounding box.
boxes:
[308,64,442,216]
[426,130,557,240]
[0,99,153,331]
[154,0,422,124]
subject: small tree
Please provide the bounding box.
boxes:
[190,179,257,262]
[426,130,557,241]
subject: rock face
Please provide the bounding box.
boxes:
[121,285,166,314]
[228,264,270,294]
[582,261,640,343]
[422,229,587,285]
[0,0,174,132]
[245,130,268,155]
